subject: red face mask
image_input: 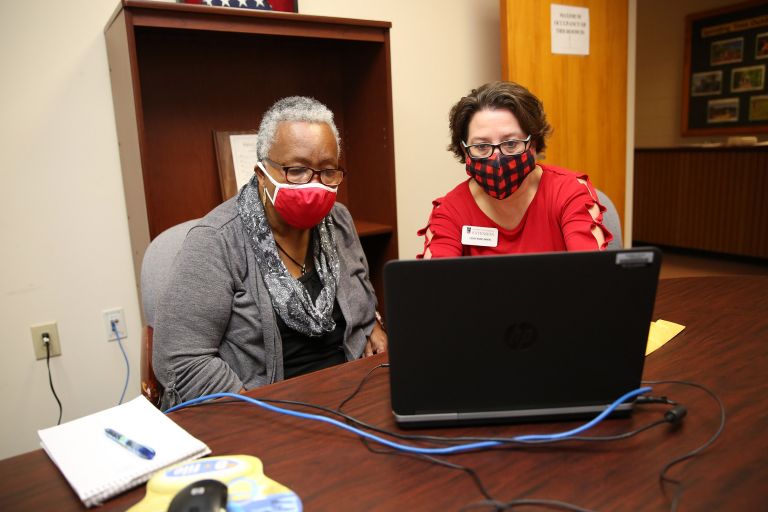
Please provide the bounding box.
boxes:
[259,162,337,229]
[465,149,536,200]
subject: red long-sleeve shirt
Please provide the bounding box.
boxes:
[418,164,612,258]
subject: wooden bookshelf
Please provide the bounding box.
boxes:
[104,0,398,309]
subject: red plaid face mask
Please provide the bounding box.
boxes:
[465,149,536,200]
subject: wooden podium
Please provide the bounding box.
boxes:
[104,0,398,309]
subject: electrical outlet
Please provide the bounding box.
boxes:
[31,323,62,360]
[103,308,128,342]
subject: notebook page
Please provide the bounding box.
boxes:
[38,396,210,507]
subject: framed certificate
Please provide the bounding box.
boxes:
[213,130,258,201]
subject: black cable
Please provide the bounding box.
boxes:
[635,395,678,406]
[270,365,675,448]
[248,395,671,447]
[508,418,671,444]
[643,380,726,512]
[353,436,497,502]
[202,393,496,500]
[191,369,674,448]
[460,498,599,512]
[335,363,497,502]
[45,341,63,425]
[329,367,706,512]
[176,371,721,512]
[337,362,389,411]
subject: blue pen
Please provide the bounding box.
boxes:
[104,428,156,460]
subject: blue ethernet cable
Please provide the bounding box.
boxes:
[165,387,652,455]
[111,320,130,405]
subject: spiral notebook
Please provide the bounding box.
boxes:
[38,396,211,507]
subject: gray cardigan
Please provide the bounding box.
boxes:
[152,199,377,409]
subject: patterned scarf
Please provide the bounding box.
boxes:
[237,176,340,336]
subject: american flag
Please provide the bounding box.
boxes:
[180,0,299,12]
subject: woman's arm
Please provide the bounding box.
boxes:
[152,226,245,403]
[331,204,383,358]
[364,319,388,356]
[561,177,612,251]
[417,199,464,259]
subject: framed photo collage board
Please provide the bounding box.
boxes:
[682,1,768,135]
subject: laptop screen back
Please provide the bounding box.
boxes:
[384,248,661,426]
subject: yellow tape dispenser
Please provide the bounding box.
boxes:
[128,455,301,512]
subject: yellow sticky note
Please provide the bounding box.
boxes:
[646,319,686,355]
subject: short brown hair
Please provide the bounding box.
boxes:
[447,81,552,162]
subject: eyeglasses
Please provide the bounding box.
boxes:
[462,135,532,159]
[263,157,346,186]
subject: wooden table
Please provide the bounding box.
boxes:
[1,276,766,511]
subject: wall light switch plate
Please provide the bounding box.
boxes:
[31,323,62,360]
[103,308,128,342]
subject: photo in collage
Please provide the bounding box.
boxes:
[702,34,767,124]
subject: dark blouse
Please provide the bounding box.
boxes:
[279,268,347,379]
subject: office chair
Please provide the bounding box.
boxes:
[596,189,623,249]
[140,218,199,406]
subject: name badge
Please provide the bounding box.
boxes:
[461,225,498,247]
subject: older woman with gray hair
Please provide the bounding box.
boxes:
[153,96,386,410]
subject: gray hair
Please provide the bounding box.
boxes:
[256,96,341,160]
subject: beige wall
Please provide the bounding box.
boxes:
[635,0,767,147]
[0,0,500,459]
[0,0,143,460]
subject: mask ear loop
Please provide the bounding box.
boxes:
[256,161,276,206]
[258,161,286,206]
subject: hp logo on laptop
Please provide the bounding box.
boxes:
[504,322,537,350]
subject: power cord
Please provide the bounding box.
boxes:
[643,380,726,512]
[336,364,497,501]
[42,333,63,425]
[330,375,712,512]
[111,320,130,405]
[461,382,722,512]
[333,367,684,512]
[459,498,598,512]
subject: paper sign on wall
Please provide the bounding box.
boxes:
[551,4,590,56]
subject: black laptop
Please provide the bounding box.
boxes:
[384,248,661,427]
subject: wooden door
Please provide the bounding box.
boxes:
[501,0,628,231]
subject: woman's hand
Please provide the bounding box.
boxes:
[364,321,388,356]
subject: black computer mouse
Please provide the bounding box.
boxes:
[167,479,228,512]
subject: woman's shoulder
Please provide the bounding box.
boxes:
[330,202,354,228]
[538,163,593,196]
[192,197,241,235]
[180,197,247,263]
[539,163,589,182]
[330,202,364,247]
[428,180,474,216]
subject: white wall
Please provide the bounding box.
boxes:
[0,0,500,459]
[635,0,766,147]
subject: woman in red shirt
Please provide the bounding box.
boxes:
[418,81,612,258]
